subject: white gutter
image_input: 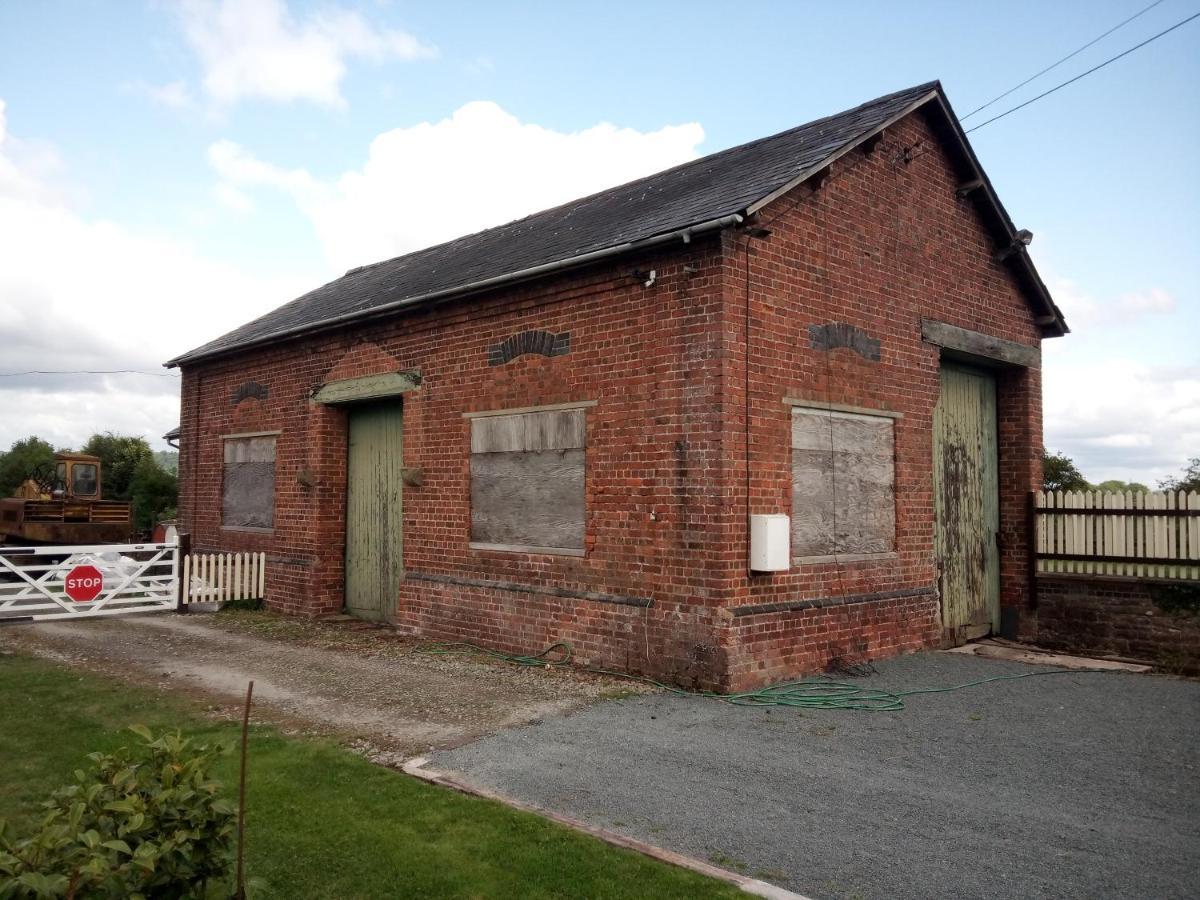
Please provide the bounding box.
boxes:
[167,213,745,368]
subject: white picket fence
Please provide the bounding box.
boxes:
[0,540,267,622]
[180,551,266,606]
[1035,490,1200,580]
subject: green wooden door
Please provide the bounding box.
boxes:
[933,364,999,641]
[345,403,403,621]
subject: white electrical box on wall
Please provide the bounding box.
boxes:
[750,514,790,572]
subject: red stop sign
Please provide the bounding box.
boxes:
[64,565,104,603]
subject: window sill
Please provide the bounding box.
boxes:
[792,551,898,565]
[469,542,585,557]
[221,526,275,535]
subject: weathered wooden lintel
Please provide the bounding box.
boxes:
[781,398,904,419]
[469,542,586,557]
[921,319,1039,369]
[462,400,597,419]
[312,370,421,405]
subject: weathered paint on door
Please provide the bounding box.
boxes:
[345,403,403,621]
[933,363,999,641]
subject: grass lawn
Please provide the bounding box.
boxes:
[0,653,740,899]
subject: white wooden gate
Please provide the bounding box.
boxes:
[0,541,179,623]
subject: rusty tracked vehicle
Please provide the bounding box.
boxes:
[0,453,133,545]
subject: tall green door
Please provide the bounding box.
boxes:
[933,363,999,642]
[345,403,403,621]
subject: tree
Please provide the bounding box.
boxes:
[1042,450,1090,492]
[0,436,57,498]
[153,450,179,474]
[1160,457,1200,493]
[80,433,153,500]
[129,457,178,531]
[1095,479,1149,493]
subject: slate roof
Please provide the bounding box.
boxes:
[169,81,1063,366]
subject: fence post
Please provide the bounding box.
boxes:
[175,532,191,614]
[1026,491,1039,609]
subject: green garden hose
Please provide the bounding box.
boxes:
[422,640,1090,712]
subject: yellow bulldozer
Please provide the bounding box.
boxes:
[0,453,133,545]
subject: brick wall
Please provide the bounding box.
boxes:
[1034,576,1200,672]
[714,110,1044,687]
[179,238,734,685]
[178,106,1049,691]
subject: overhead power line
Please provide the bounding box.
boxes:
[0,369,179,378]
[965,10,1200,134]
[961,0,1168,120]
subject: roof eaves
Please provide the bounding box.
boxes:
[923,92,1069,337]
[166,210,746,368]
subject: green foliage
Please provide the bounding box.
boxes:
[1042,450,1091,492]
[0,437,57,499]
[129,459,178,532]
[1149,583,1200,617]
[1159,457,1200,493]
[79,434,153,501]
[3,655,741,899]
[152,452,179,475]
[0,728,235,899]
[1095,479,1150,493]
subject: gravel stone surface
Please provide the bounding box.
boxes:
[434,652,1200,900]
[0,611,645,759]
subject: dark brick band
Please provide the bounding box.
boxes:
[731,585,935,618]
[406,571,653,608]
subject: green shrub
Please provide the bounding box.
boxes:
[1149,582,1200,617]
[0,727,235,899]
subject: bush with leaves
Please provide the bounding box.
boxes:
[78,434,154,501]
[1159,457,1200,493]
[0,728,235,899]
[0,437,57,499]
[128,459,178,533]
[1042,450,1091,492]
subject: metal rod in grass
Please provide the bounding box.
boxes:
[235,680,254,899]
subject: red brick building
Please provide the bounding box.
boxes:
[170,83,1067,691]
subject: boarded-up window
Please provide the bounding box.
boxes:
[222,435,276,530]
[470,408,586,553]
[791,407,895,559]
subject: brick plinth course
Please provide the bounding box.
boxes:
[1034,576,1200,672]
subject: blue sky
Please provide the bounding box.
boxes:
[0,0,1196,484]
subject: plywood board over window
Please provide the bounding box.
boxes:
[470,407,586,554]
[222,435,276,530]
[791,407,895,560]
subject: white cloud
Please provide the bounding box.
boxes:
[1044,357,1200,486]
[1114,287,1175,317]
[214,182,254,213]
[174,0,435,108]
[0,99,311,451]
[126,80,194,110]
[210,100,706,270]
[0,100,65,204]
[1040,273,1196,484]
[208,139,317,194]
[1049,277,1177,330]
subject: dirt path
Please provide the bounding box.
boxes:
[0,612,641,760]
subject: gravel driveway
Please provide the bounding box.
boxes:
[432,652,1200,900]
[0,611,639,760]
